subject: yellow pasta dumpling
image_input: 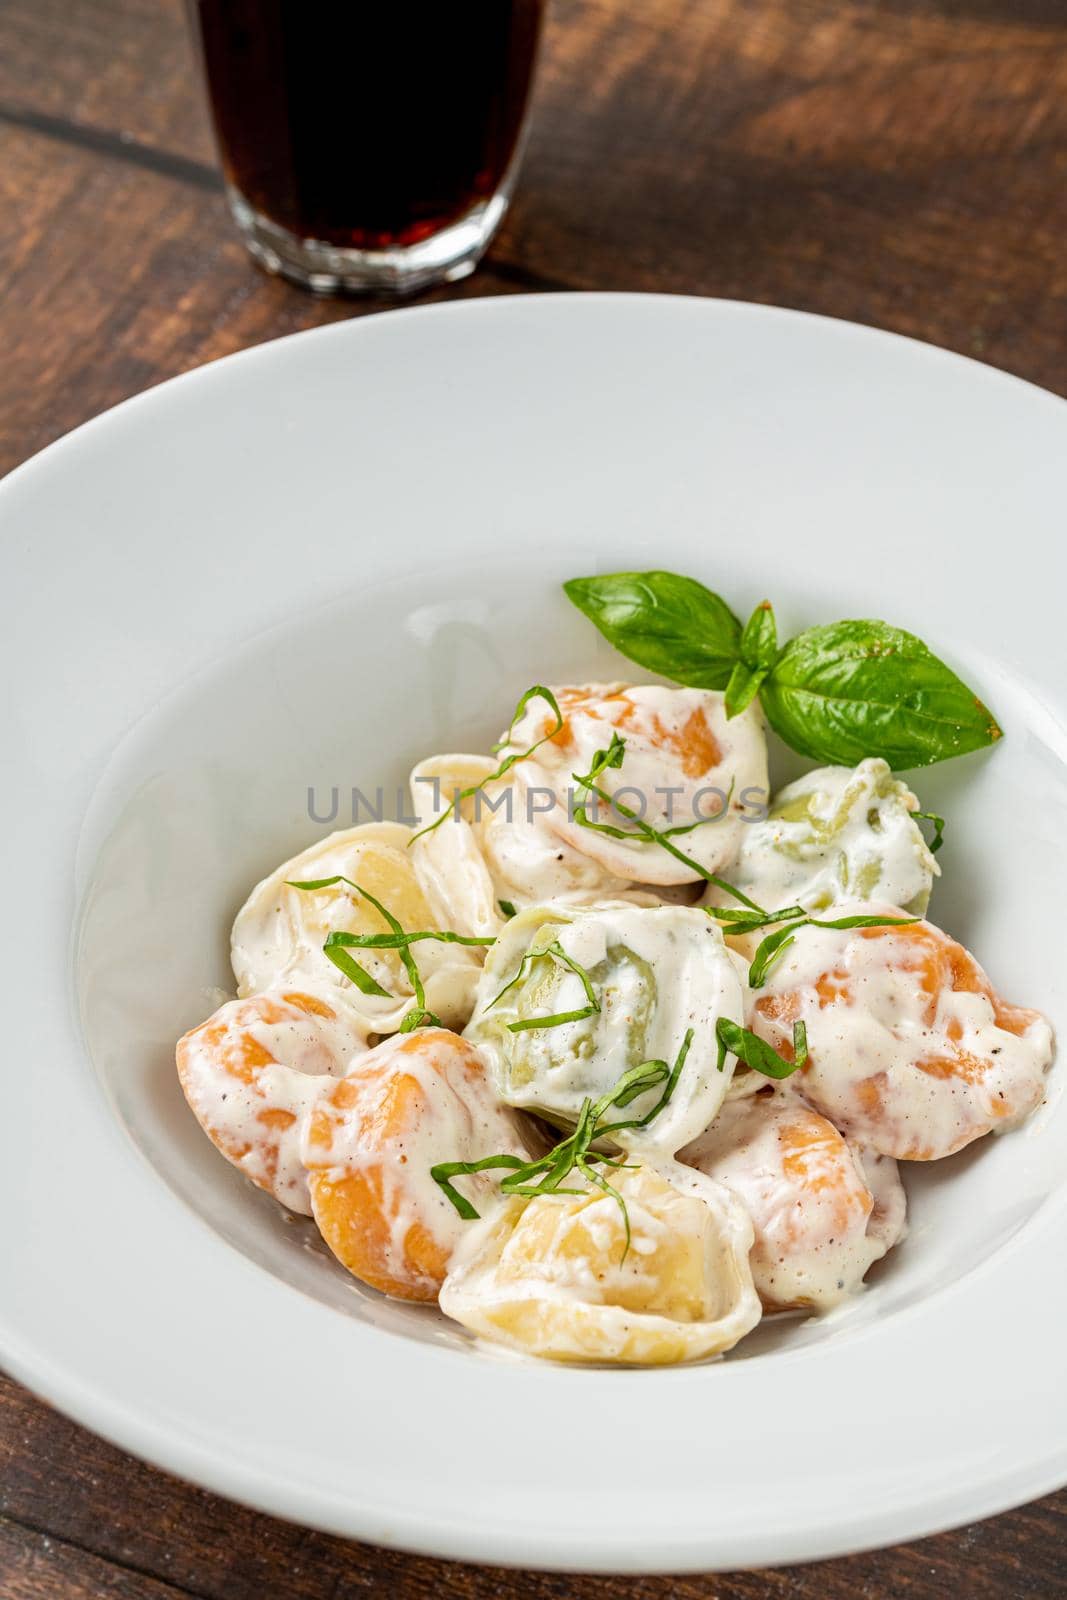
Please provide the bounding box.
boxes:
[439,1163,760,1364]
[231,822,483,1033]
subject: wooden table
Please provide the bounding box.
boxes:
[2,3,1065,1595]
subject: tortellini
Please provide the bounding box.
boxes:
[497,683,768,884]
[408,753,646,939]
[231,823,483,1032]
[176,984,372,1214]
[439,1162,761,1364]
[464,901,744,1152]
[304,1028,534,1301]
[748,901,1054,1159]
[707,758,938,930]
[177,669,1054,1371]
[682,1090,907,1310]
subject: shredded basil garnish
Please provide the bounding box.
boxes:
[706,903,807,934]
[914,810,946,853]
[571,732,765,912]
[324,929,495,950]
[286,874,448,1029]
[715,1016,806,1079]
[410,685,564,844]
[486,938,601,1033]
[747,909,921,988]
[431,1028,695,1261]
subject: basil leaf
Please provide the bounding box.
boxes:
[715,1016,800,1080]
[507,1005,599,1033]
[322,943,393,997]
[724,660,767,719]
[747,923,801,987]
[324,929,495,950]
[431,1154,527,1220]
[914,811,946,853]
[288,873,442,1024]
[572,734,765,911]
[432,1030,695,1264]
[760,619,1002,769]
[740,600,778,670]
[563,571,742,689]
[807,913,919,932]
[412,684,562,843]
[706,903,806,932]
[747,910,916,987]
[725,602,777,717]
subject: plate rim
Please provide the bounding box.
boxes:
[2,290,1066,1572]
[4,290,1066,506]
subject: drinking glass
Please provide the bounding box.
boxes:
[187,1,546,294]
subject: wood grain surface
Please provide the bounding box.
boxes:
[1,2,1065,1594]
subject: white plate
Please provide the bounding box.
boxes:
[2,295,1065,1572]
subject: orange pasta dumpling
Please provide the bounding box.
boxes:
[304,1028,532,1302]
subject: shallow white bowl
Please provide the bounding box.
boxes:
[2,294,1065,1571]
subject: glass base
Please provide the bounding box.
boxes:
[226,185,508,296]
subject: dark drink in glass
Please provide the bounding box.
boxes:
[188,1,546,294]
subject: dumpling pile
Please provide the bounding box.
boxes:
[176,680,1054,1364]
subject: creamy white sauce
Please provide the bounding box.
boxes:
[499,683,768,885]
[857,1145,908,1254]
[174,675,1057,1359]
[681,1087,907,1310]
[303,1028,533,1298]
[706,758,938,928]
[439,1158,761,1364]
[176,983,372,1214]
[748,899,1054,1159]
[408,754,504,939]
[231,823,483,1033]
[409,754,675,931]
[465,900,744,1154]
